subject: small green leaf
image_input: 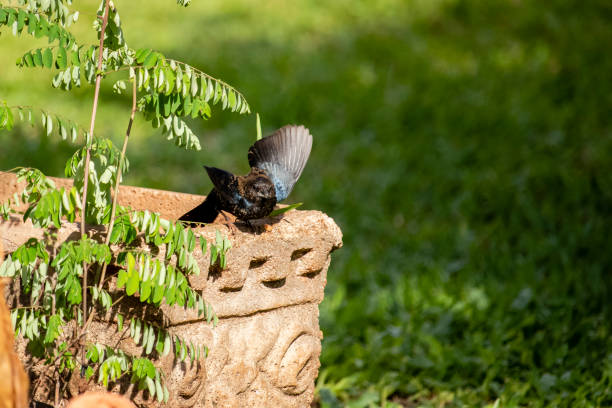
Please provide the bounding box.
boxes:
[146,376,156,397]
[109,222,122,244]
[155,373,163,402]
[140,279,152,302]
[45,113,53,135]
[33,49,43,67]
[42,48,53,68]
[179,341,186,361]
[135,48,152,64]
[206,303,213,323]
[44,315,61,343]
[85,366,94,380]
[56,47,67,69]
[204,77,213,102]
[162,332,171,356]
[199,236,207,255]
[126,269,139,296]
[116,269,128,289]
[17,9,26,32]
[269,202,303,217]
[155,329,164,354]
[229,90,237,110]
[210,244,218,266]
[23,52,34,67]
[256,113,262,140]
[213,81,221,104]
[48,23,58,42]
[134,319,142,345]
[71,50,80,65]
[145,325,156,354]
[152,282,164,304]
[127,252,136,272]
[143,52,158,69]
[86,344,99,363]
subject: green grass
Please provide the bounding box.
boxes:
[2,0,612,406]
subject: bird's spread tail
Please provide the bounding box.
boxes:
[178,189,220,225]
[247,125,313,201]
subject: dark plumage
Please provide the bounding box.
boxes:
[179,125,312,224]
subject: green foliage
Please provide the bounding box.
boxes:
[131,356,168,402]
[64,137,127,223]
[15,40,250,150]
[0,101,15,130]
[0,103,89,144]
[94,0,126,51]
[128,208,209,276]
[0,0,246,402]
[5,1,250,153]
[0,4,78,45]
[133,49,250,150]
[0,167,81,227]
[9,0,78,26]
[210,229,231,271]
[115,250,213,315]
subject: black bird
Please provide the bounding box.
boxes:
[179,125,313,224]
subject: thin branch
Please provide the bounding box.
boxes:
[82,79,137,334]
[11,305,43,311]
[100,78,137,279]
[3,104,90,142]
[167,58,250,103]
[0,4,79,26]
[54,371,60,407]
[101,60,250,107]
[15,43,78,57]
[111,294,126,308]
[81,0,111,327]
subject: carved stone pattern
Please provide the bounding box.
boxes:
[0,173,342,407]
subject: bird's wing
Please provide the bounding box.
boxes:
[247,125,312,201]
[203,166,241,203]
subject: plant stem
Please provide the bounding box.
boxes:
[81,0,111,327]
[54,372,60,407]
[101,79,137,274]
[83,79,137,333]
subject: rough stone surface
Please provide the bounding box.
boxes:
[0,172,342,407]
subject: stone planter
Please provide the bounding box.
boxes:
[0,172,342,407]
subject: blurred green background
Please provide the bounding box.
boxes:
[2,0,612,406]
